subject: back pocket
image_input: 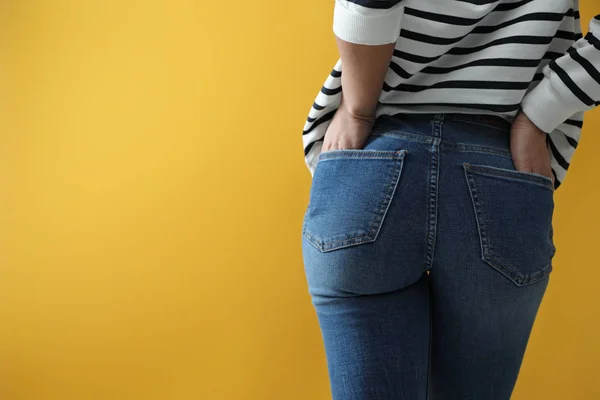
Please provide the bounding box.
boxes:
[302,149,407,252]
[463,163,556,286]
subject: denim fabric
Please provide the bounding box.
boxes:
[301,113,555,400]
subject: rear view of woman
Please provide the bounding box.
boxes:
[300,1,599,399]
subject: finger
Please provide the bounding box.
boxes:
[532,167,554,183]
[322,137,331,152]
[548,168,556,186]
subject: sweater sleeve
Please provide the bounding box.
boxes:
[521,15,600,133]
[333,0,405,45]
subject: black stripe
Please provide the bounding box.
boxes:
[389,61,412,79]
[303,110,336,135]
[330,69,341,78]
[448,36,554,56]
[456,0,499,3]
[383,102,521,113]
[394,36,554,64]
[342,0,403,9]
[494,0,536,12]
[575,33,583,40]
[565,135,579,148]
[453,0,534,12]
[383,80,530,92]
[393,50,440,64]
[549,61,595,106]
[453,0,499,5]
[564,118,583,128]
[421,58,539,74]
[533,72,544,81]
[473,13,566,35]
[304,139,322,156]
[548,136,570,170]
[555,30,576,40]
[389,58,540,79]
[400,29,462,46]
[585,32,600,51]
[320,86,342,96]
[400,13,566,46]
[567,47,600,86]
[307,116,316,123]
[543,51,564,61]
[551,168,560,189]
[565,9,579,19]
[312,102,325,111]
[404,7,484,25]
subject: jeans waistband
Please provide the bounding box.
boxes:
[372,113,512,152]
[443,113,512,133]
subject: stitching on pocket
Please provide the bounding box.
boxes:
[318,149,406,162]
[463,163,554,286]
[464,166,492,257]
[463,163,554,190]
[303,150,407,252]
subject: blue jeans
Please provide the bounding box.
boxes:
[301,113,556,400]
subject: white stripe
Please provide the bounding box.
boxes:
[333,0,405,45]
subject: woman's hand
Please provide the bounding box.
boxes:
[510,112,555,185]
[322,101,376,152]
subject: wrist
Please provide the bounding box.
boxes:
[340,101,376,124]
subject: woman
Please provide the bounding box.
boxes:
[300,1,598,399]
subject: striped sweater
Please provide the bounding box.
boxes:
[302,0,600,188]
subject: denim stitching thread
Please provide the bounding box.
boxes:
[372,131,512,157]
[464,165,491,258]
[463,163,554,286]
[441,142,511,158]
[318,149,405,162]
[371,130,435,144]
[370,152,407,240]
[424,115,442,270]
[466,163,554,190]
[449,116,510,133]
[303,150,407,252]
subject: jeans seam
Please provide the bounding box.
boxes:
[371,131,434,144]
[318,149,406,161]
[449,117,510,133]
[371,154,406,241]
[425,115,442,271]
[441,142,511,158]
[463,167,491,258]
[426,286,432,400]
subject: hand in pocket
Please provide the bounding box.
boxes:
[509,112,555,185]
[322,99,375,153]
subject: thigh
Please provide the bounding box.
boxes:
[306,272,432,400]
[430,148,555,400]
[301,131,433,399]
[430,263,548,400]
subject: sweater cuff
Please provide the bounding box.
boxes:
[333,1,405,45]
[521,79,579,133]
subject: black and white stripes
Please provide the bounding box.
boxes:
[304,0,600,188]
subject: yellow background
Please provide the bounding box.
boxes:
[0,1,599,399]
